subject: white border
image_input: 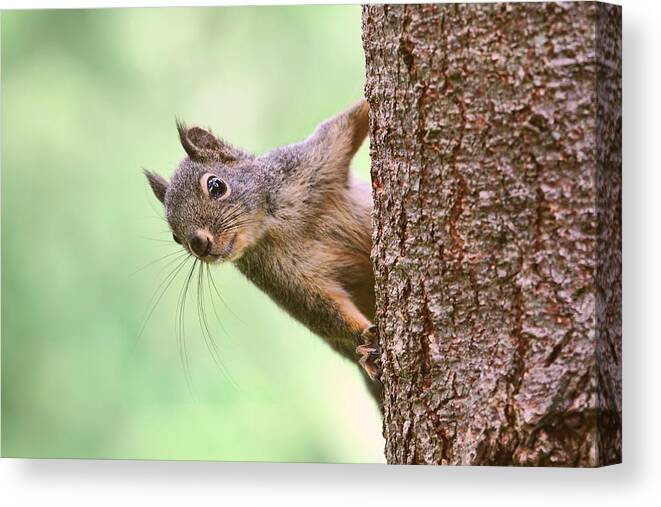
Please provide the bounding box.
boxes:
[2,1,660,506]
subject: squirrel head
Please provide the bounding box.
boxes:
[145,100,369,263]
[145,123,268,263]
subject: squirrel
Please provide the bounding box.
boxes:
[144,100,383,404]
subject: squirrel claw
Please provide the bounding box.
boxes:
[357,325,381,381]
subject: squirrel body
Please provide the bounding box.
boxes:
[235,171,374,360]
[145,100,382,402]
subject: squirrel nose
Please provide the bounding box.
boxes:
[189,230,212,257]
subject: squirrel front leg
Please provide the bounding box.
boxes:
[322,285,381,381]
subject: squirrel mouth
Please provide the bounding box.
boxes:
[203,234,236,263]
[220,234,236,259]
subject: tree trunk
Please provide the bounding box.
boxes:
[362,2,621,466]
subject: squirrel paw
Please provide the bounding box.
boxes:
[356,325,381,381]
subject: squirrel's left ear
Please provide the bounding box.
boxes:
[300,99,369,169]
[144,170,169,204]
[176,121,246,163]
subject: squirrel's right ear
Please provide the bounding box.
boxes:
[144,170,169,204]
[176,120,246,163]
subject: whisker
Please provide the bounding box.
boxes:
[205,263,244,325]
[144,187,168,224]
[216,212,259,231]
[138,215,170,224]
[176,258,198,396]
[202,264,228,334]
[195,263,240,390]
[221,220,258,235]
[130,253,193,355]
[214,209,246,231]
[129,249,188,277]
[140,236,178,244]
[212,195,252,228]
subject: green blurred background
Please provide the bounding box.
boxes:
[1,6,383,463]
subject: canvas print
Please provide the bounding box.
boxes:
[1,2,621,466]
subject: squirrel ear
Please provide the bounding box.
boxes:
[303,99,369,166]
[176,120,245,163]
[341,99,369,157]
[144,170,169,204]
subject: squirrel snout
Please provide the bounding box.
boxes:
[189,230,212,258]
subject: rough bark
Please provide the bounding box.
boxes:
[362,2,621,466]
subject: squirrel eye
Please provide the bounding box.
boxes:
[207,176,228,200]
[172,234,182,245]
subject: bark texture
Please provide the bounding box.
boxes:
[362,2,621,466]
